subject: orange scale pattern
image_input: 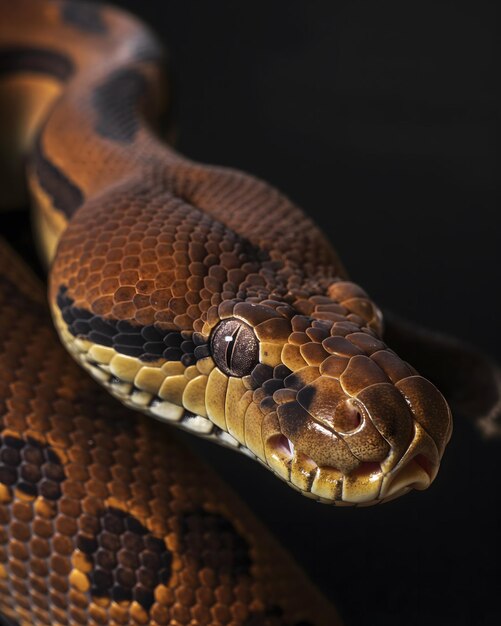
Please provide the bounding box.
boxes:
[0,242,340,626]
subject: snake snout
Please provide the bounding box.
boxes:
[357,375,452,501]
[272,347,452,504]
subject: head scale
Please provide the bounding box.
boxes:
[201,280,452,505]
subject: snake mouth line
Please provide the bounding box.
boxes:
[267,435,435,505]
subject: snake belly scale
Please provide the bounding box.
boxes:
[0,0,452,506]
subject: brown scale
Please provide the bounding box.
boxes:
[0,240,341,625]
[0,0,452,506]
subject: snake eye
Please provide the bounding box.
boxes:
[211,318,259,377]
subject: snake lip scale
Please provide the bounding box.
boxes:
[1,0,452,507]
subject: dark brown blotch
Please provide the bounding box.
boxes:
[56,285,198,365]
[0,47,74,81]
[179,508,251,579]
[32,134,83,218]
[92,68,147,143]
[79,507,172,611]
[0,435,66,500]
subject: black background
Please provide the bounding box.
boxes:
[5,1,500,625]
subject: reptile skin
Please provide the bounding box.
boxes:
[0,239,342,626]
[0,0,452,507]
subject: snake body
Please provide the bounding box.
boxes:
[0,0,452,507]
[0,240,341,626]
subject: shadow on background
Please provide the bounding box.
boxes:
[2,1,499,625]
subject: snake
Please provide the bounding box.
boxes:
[0,0,453,508]
[12,0,501,623]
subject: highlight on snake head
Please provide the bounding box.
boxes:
[54,270,452,506]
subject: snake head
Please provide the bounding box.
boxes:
[206,281,452,505]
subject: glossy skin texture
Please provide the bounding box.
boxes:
[0,240,341,626]
[0,0,452,504]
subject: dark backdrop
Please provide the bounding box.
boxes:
[5,1,500,625]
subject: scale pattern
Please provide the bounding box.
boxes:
[51,170,344,333]
[0,242,341,625]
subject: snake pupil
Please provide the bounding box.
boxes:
[224,325,239,370]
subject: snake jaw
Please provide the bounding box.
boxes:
[266,423,442,505]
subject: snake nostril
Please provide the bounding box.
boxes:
[332,398,362,434]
